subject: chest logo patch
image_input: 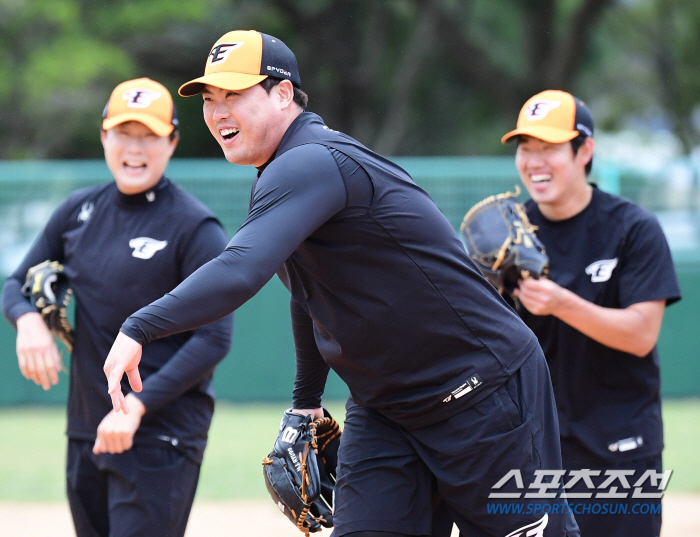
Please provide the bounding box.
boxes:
[78,201,94,222]
[585,258,618,283]
[129,237,168,259]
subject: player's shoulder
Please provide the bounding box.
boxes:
[162,179,219,221]
[523,186,660,239]
[65,182,113,204]
[593,187,658,229]
[54,182,115,219]
[280,111,358,149]
[263,143,338,184]
[274,142,335,165]
[270,111,358,172]
[590,188,673,261]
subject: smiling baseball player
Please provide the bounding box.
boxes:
[101,32,581,536]
[502,90,682,537]
[1,78,232,537]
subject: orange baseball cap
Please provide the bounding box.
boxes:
[501,90,594,144]
[178,30,301,97]
[102,78,178,137]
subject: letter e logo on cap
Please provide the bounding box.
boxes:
[526,100,561,121]
[209,42,244,64]
[122,89,161,108]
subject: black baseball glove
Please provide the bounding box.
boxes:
[460,187,548,298]
[21,260,74,351]
[263,409,341,535]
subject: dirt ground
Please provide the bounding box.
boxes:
[2,494,699,536]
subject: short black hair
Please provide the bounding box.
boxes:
[260,77,308,110]
[570,134,593,176]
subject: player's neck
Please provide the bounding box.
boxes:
[539,181,593,222]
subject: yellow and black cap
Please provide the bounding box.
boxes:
[501,90,594,144]
[102,78,178,137]
[179,30,301,97]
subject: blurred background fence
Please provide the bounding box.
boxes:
[1,157,699,405]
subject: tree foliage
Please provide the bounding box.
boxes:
[0,0,697,159]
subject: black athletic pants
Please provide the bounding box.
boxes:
[560,438,664,537]
[66,439,200,537]
[332,349,580,537]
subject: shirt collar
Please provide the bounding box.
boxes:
[115,176,170,206]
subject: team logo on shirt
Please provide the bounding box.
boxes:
[504,513,548,537]
[77,201,94,222]
[585,258,618,283]
[526,100,561,121]
[128,237,168,259]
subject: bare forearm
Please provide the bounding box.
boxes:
[553,289,662,357]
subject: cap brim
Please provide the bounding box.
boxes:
[501,126,579,144]
[102,113,174,137]
[178,72,268,97]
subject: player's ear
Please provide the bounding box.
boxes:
[577,137,595,169]
[275,80,295,109]
[100,128,108,148]
[165,130,179,158]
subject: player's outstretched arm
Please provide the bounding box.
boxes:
[119,144,347,349]
[103,331,143,413]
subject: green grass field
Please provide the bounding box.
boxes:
[0,399,697,501]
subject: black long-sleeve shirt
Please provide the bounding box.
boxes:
[122,113,538,429]
[2,177,232,462]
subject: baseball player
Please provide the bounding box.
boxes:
[1,78,233,537]
[500,90,682,536]
[102,32,580,536]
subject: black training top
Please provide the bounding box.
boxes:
[521,187,681,463]
[1,177,232,463]
[121,112,539,429]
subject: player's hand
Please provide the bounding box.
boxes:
[103,331,143,414]
[291,408,324,420]
[93,393,146,454]
[513,278,568,316]
[15,312,62,390]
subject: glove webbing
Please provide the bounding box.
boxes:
[462,186,540,275]
[460,185,521,227]
[313,417,341,452]
[492,210,538,271]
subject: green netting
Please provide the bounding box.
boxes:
[0,158,698,404]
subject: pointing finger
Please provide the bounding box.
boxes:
[126,368,142,393]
